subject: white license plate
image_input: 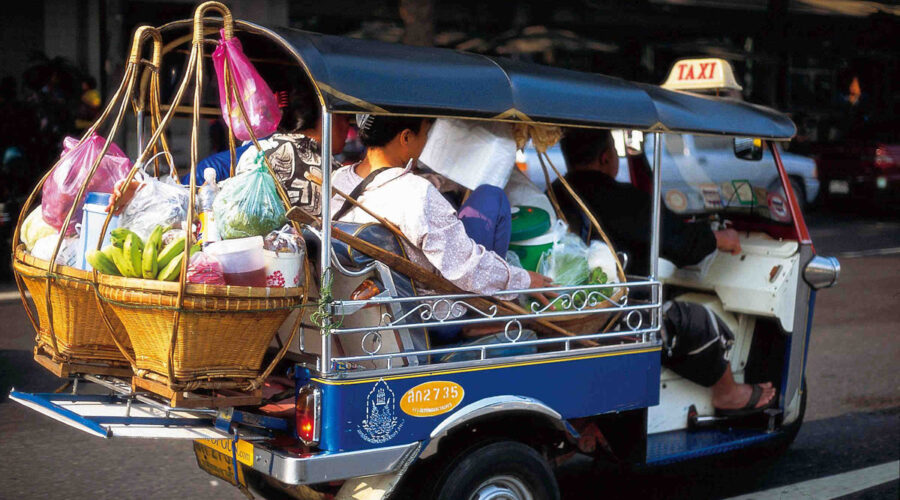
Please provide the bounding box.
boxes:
[829,180,850,194]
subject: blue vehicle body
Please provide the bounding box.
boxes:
[314,347,661,452]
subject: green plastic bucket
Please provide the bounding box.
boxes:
[510,206,550,242]
[509,232,555,271]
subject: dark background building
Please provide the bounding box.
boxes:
[0,0,897,171]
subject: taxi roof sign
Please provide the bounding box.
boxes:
[662,58,743,92]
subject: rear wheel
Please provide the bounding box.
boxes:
[788,177,807,212]
[427,440,560,500]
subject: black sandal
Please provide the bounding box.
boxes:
[714,384,774,417]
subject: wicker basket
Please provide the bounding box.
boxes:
[12,246,133,366]
[96,274,304,390]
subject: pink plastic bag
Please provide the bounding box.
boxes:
[186,251,226,285]
[212,30,282,141]
[41,134,132,233]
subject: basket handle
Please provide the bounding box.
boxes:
[538,151,627,283]
[133,26,175,178]
[194,1,233,43]
[37,25,161,358]
[166,1,309,390]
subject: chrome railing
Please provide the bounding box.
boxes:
[325,279,662,373]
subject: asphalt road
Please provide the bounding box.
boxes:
[0,207,897,499]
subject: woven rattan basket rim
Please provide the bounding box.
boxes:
[97,272,305,298]
[14,246,93,281]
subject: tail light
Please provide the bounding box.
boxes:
[874,147,896,169]
[295,384,321,446]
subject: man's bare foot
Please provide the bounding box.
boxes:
[712,381,776,410]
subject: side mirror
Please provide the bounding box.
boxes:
[733,137,763,161]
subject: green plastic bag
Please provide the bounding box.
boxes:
[213,160,286,240]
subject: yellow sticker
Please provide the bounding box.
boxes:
[400,381,465,417]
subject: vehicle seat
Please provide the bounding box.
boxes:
[298,223,432,370]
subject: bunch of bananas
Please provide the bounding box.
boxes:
[85,226,199,281]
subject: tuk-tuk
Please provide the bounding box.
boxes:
[9,5,841,499]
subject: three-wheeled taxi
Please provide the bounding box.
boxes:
[9,5,841,499]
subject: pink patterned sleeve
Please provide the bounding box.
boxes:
[404,185,531,297]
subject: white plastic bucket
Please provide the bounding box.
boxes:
[263,250,303,288]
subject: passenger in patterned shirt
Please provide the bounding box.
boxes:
[334,115,555,349]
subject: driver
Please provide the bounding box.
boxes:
[551,128,775,416]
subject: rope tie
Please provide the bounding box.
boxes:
[311,268,341,337]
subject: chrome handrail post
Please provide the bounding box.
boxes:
[649,132,664,342]
[320,107,333,374]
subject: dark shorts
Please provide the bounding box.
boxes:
[661,300,732,387]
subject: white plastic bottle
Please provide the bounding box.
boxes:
[197,167,219,245]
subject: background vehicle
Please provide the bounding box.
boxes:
[817,141,900,206]
[524,133,818,212]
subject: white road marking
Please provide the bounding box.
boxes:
[838,247,900,258]
[725,460,899,500]
[0,290,28,302]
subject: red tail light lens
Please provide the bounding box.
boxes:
[874,147,896,169]
[295,384,321,446]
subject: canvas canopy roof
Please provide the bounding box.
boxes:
[163,20,797,139]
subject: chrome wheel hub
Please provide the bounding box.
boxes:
[470,475,534,500]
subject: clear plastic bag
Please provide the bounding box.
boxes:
[212,30,281,141]
[263,225,305,288]
[213,163,286,240]
[505,250,523,269]
[41,134,131,234]
[119,176,189,241]
[186,251,226,285]
[263,224,303,254]
[538,221,590,286]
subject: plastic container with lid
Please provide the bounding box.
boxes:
[508,205,553,271]
[79,192,119,271]
[510,205,550,242]
[204,236,266,287]
[508,232,555,272]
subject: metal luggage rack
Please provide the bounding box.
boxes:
[324,278,663,374]
[27,374,291,437]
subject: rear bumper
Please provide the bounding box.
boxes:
[248,441,421,485]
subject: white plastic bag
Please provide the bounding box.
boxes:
[119,175,189,241]
[31,234,80,267]
[587,241,620,285]
[538,221,590,286]
[21,207,58,252]
[418,119,516,190]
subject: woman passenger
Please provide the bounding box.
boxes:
[332,114,552,351]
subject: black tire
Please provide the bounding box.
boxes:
[426,440,560,500]
[774,378,807,452]
[789,177,807,213]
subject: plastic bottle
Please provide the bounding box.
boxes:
[197,167,219,245]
